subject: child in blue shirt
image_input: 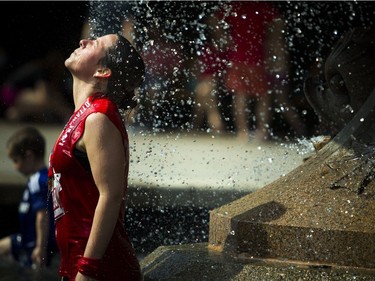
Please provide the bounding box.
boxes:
[0,127,57,268]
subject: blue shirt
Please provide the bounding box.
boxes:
[18,167,55,250]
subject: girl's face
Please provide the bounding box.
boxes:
[65,34,118,80]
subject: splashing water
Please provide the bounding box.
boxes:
[83,0,375,259]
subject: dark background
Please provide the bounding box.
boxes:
[0,2,88,73]
[1,1,374,83]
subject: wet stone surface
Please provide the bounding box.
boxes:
[141,244,375,281]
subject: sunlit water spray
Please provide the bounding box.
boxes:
[85,0,375,258]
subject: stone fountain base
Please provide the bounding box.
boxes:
[141,243,375,280]
[208,141,375,269]
[141,137,375,280]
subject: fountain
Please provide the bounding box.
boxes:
[81,2,375,279]
[140,22,375,281]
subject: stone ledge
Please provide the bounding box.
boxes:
[140,243,375,281]
[208,140,375,269]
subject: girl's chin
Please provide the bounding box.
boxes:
[64,57,73,68]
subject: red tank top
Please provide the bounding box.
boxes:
[48,94,141,280]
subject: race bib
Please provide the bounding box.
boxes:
[51,171,65,220]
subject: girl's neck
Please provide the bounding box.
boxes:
[72,79,106,111]
[72,82,95,111]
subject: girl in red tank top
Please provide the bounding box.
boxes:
[49,34,145,281]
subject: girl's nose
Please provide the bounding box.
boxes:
[79,39,89,48]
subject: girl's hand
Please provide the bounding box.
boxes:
[75,272,99,281]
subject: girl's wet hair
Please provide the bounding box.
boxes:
[102,34,145,110]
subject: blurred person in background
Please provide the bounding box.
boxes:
[0,127,57,269]
[223,1,276,141]
[220,1,304,141]
[190,2,305,141]
[0,50,73,124]
[264,14,306,140]
[192,12,230,134]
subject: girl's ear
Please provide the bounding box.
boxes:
[94,67,112,78]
